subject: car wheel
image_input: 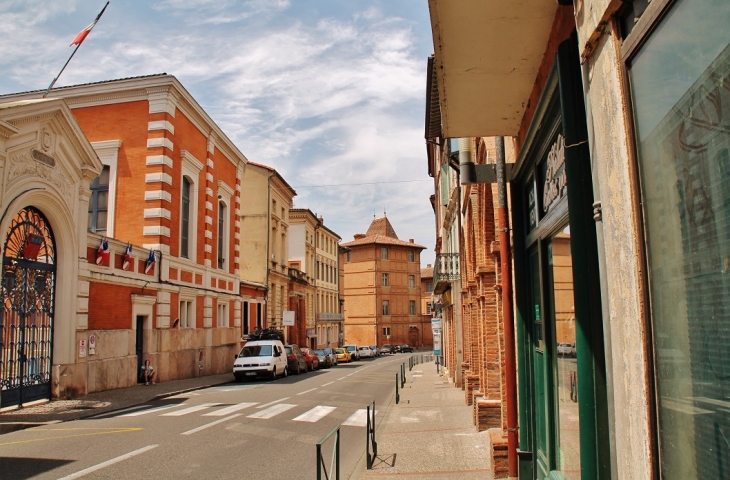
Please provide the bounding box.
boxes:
[283,366,288,378]
[234,374,242,382]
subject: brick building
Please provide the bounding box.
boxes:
[340,216,426,348]
[287,208,317,347]
[0,74,249,404]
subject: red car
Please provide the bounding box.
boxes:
[300,347,320,371]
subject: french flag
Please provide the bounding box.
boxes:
[96,237,109,265]
[122,244,133,270]
[144,250,156,274]
[70,2,109,46]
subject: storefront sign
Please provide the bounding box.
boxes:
[542,134,566,213]
[527,182,537,232]
[282,310,295,326]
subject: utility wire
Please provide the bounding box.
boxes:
[292,179,429,188]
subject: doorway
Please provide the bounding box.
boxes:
[0,207,57,408]
[135,315,144,383]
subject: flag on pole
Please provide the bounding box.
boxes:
[96,237,109,265]
[145,250,156,274]
[70,2,109,46]
[122,244,133,270]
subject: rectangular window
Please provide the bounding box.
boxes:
[426,302,432,315]
[217,303,228,327]
[409,300,416,315]
[179,300,194,328]
[383,326,390,336]
[88,165,110,233]
[381,247,388,260]
[382,273,389,287]
[426,282,433,293]
[627,1,730,477]
[382,300,389,315]
[408,250,414,262]
[256,303,262,328]
[180,176,190,258]
[217,201,226,269]
[409,275,415,288]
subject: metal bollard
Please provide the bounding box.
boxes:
[396,373,400,404]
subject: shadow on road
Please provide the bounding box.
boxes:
[0,457,74,479]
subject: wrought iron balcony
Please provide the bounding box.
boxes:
[316,312,344,322]
[434,252,459,294]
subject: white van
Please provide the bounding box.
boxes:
[233,340,288,381]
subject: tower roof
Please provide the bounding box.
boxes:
[365,216,398,239]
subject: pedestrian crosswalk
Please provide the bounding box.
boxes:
[98,401,376,427]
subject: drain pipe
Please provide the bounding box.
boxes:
[496,136,518,479]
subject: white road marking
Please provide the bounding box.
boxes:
[88,405,151,418]
[247,403,297,419]
[160,403,222,416]
[57,444,158,479]
[255,397,290,409]
[342,409,377,427]
[321,382,335,387]
[297,388,318,396]
[203,402,258,416]
[293,406,336,423]
[180,414,242,435]
[120,405,175,417]
[412,374,423,377]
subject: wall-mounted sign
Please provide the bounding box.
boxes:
[542,134,566,213]
[527,180,537,232]
[431,318,442,330]
[89,335,96,355]
[79,339,87,358]
[433,330,442,356]
[282,310,295,326]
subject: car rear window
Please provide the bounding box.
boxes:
[346,346,356,352]
[240,345,273,357]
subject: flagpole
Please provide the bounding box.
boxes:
[42,1,110,99]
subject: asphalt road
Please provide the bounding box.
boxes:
[0,355,408,480]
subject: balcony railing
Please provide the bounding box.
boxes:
[434,253,459,294]
[316,312,344,321]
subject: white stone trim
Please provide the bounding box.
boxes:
[207,158,214,169]
[205,230,213,239]
[143,243,169,254]
[205,244,212,253]
[180,150,204,173]
[143,225,171,237]
[206,172,214,183]
[206,187,213,197]
[145,190,172,202]
[206,201,213,211]
[217,180,234,198]
[148,120,174,134]
[146,155,173,167]
[145,172,172,185]
[144,208,171,220]
[91,140,121,238]
[147,137,174,151]
[148,88,179,117]
[131,294,156,330]
[205,215,213,225]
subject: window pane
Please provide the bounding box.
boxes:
[629,0,730,477]
[97,191,108,209]
[98,165,110,186]
[96,211,107,231]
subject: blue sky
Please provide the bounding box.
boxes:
[0,0,437,265]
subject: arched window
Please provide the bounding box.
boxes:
[180,176,191,258]
[218,200,227,269]
[88,165,110,233]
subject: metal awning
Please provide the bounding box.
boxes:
[428,0,558,137]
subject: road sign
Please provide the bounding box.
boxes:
[282,310,295,326]
[433,330,442,356]
[431,318,442,330]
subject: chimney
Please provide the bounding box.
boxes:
[409,239,414,243]
[427,264,432,268]
[354,233,366,240]
[318,216,324,223]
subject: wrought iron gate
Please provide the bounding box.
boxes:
[0,207,56,408]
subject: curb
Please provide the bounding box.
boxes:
[152,380,231,401]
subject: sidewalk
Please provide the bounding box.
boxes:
[0,373,232,434]
[359,360,494,479]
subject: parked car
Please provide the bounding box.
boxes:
[335,347,351,363]
[344,344,361,361]
[358,346,375,358]
[369,345,381,357]
[233,339,288,381]
[397,344,413,353]
[380,344,394,354]
[300,347,320,371]
[324,347,338,366]
[557,343,573,357]
[284,344,308,374]
[314,349,332,368]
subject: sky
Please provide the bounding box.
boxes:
[0,0,437,266]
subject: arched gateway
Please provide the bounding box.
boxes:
[0,207,56,407]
